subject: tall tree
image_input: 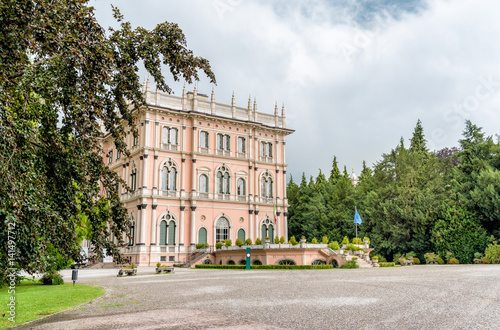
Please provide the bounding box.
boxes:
[0,0,215,275]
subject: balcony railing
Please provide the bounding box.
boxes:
[260,156,273,163]
[216,149,231,157]
[162,143,179,151]
[160,190,179,198]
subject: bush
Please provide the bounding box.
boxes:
[437,257,445,265]
[156,262,161,268]
[225,239,232,247]
[195,264,333,270]
[340,261,358,269]
[328,241,340,250]
[412,257,421,265]
[481,256,491,264]
[245,238,252,245]
[379,262,395,267]
[372,256,379,260]
[484,242,500,264]
[280,236,285,244]
[216,242,222,249]
[235,238,243,247]
[131,263,136,269]
[322,236,329,244]
[275,236,280,244]
[352,237,362,244]
[449,258,460,264]
[40,270,64,285]
[445,251,455,263]
[352,257,358,261]
[424,252,438,264]
[255,238,262,245]
[342,236,349,245]
[289,236,298,245]
[346,243,356,251]
[311,237,318,244]
[196,243,209,249]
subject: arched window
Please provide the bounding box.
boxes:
[159,220,167,245]
[277,259,296,266]
[237,178,245,196]
[216,217,230,243]
[252,259,262,265]
[261,218,274,239]
[216,166,230,195]
[159,213,176,246]
[161,160,177,191]
[312,259,326,265]
[261,172,273,199]
[198,227,208,244]
[226,260,235,265]
[199,174,208,193]
[203,259,212,264]
[237,228,245,242]
[167,220,175,245]
[129,221,135,246]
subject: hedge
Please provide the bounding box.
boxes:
[195,264,333,270]
[379,262,396,267]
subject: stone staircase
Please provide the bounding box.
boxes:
[183,247,213,268]
[346,255,373,268]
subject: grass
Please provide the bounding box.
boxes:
[0,279,104,329]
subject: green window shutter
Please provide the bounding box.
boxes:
[159,221,167,245]
[167,221,175,245]
[238,229,245,242]
[199,227,207,244]
[261,225,267,240]
[268,225,274,240]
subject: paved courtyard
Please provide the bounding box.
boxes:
[20,265,500,329]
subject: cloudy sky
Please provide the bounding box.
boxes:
[92,0,500,181]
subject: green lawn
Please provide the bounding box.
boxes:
[0,279,104,329]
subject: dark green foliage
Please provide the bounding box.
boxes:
[235,239,243,247]
[449,258,460,264]
[245,238,253,245]
[340,261,359,269]
[484,241,500,264]
[287,119,498,263]
[40,269,63,285]
[195,264,333,270]
[0,0,215,275]
[195,243,209,249]
[255,238,262,245]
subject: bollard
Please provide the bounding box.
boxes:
[72,269,78,286]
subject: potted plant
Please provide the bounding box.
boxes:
[300,235,307,244]
[371,256,379,264]
[265,236,271,244]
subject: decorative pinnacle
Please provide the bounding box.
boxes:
[253,98,257,112]
[274,102,279,116]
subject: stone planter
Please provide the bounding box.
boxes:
[372,259,379,264]
[300,239,307,244]
[155,267,174,274]
[118,268,137,276]
[264,238,271,244]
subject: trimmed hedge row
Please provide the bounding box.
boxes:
[195,264,333,270]
[379,262,396,267]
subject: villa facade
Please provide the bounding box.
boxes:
[101,80,294,266]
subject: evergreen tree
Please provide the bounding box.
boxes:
[410,119,428,153]
[329,156,341,185]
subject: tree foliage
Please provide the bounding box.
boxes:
[287,119,500,263]
[0,0,215,275]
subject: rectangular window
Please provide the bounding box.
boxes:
[116,150,121,160]
[237,137,246,154]
[160,256,166,262]
[169,256,175,262]
[132,136,138,147]
[108,150,113,164]
[216,133,230,155]
[162,127,179,150]
[260,142,273,162]
[200,131,209,153]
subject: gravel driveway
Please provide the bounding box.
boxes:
[18,265,500,329]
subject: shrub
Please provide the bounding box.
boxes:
[406,251,417,259]
[484,242,500,264]
[340,261,359,269]
[289,236,299,245]
[424,252,438,264]
[322,236,329,244]
[225,239,232,247]
[40,270,64,285]
[328,241,340,250]
[280,236,285,244]
[311,237,318,244]
[275,236,280,244]
[352,257,358,261]
[372,256,379,260]
[379,256,387,262]
[255,238,262,245]
[265,236,270,240]
[481,256,490,264]
[216,242,222,249]
[449,258,460,264]
[352,237,362,244]
[379,262,395,267]
[346,243,356,251]
[412,257,421,265]
[235,238,243,247]
[437,257,445,265]
[245,238,252,245]
[195,264,333,270]
[445,251,455,263]
[342,236,349,245]
[156,262,161,268]
[131,263,136,269]
[196,243,209,249]
[301,235,306,240]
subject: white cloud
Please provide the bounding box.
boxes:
[92,0,500,179]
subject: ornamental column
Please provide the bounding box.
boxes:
[142,154,148,190]
[180,206,185,246]
[249,210,254,242]
[151,204,157,245]
[254,210,259,239]
[153,155,158,195]
[284,212,288,241]
[190,206,197,246]
[139,204,147,245]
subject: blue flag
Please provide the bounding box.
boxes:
[354,209,362,225]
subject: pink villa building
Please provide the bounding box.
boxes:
[101,80,294,266]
